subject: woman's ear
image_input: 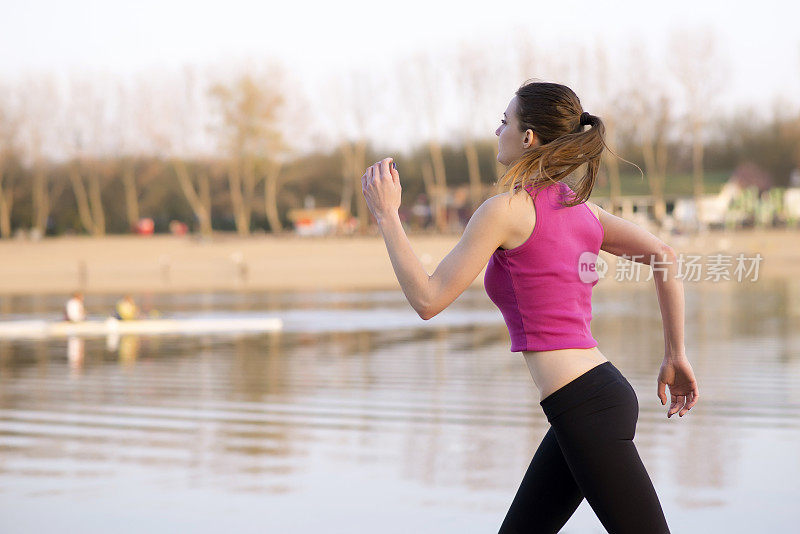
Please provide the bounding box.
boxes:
[523,129,539,149]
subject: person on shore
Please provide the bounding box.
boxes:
[114,295,139,321]
[361,80,699,533]
[64,291,86,322]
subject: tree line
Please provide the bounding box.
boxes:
[0,30,798,237]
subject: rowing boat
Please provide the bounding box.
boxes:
[0,316,283,339]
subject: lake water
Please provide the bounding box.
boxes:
[1,279,799,533]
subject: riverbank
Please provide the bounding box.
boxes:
[0,228,796,295]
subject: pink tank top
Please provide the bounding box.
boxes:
[483,180,604,352]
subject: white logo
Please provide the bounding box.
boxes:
[578,251,608,283]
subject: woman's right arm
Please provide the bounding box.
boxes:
[591,203,699,417]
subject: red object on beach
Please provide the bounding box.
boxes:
[169,220,188,236]
[135,218,155,235]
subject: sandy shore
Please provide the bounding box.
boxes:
[0,228,796,296]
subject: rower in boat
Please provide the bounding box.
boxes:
[64,291,86,322]
[114,295,139,321]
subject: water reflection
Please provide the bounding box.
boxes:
[66,337,84,377]
[0,279,798,532]
[105,334,140,367]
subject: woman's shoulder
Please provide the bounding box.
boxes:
[493,187,536,208]
[486,190,537,242]
[584,200,602,220]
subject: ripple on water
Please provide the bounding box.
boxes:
[0,284,799,532]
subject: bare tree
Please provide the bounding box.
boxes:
[261,156,284,234]
[340,137,366,218]
[176,67,216,237]
[118,158,161,231]
[592,42,623,214]
[141,67,216,237]
[0,87,19,238]
[625,43,672,225]
[324,69,371,230]
[19,76,66,237]
[64,76,110,236]
[454,42,498,211]
[400,52,451,232]
[640,94,671,224]
[668,27,728,229]
[209,69,286,235]
[173,158,213,236]
[115,79,164,231]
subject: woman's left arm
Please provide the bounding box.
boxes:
[363,158,510,320]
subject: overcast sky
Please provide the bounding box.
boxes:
[2,0,798,154]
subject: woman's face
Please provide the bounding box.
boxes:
[495,95,538,166]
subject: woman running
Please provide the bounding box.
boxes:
[361,79,699,533]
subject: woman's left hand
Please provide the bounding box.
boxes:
[362,157,401,222]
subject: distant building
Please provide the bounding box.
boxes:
[784,186,800,221]
[673,181,744,230]
[728,161,773,193]
[790,167,800,188]
[671,162,795,231]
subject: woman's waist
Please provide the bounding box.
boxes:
[522,346,610,401]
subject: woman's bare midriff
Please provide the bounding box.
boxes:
[523,346,609,402]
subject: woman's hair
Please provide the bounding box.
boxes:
[496,79,631,207]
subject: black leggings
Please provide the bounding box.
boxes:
[499,361,671,534]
